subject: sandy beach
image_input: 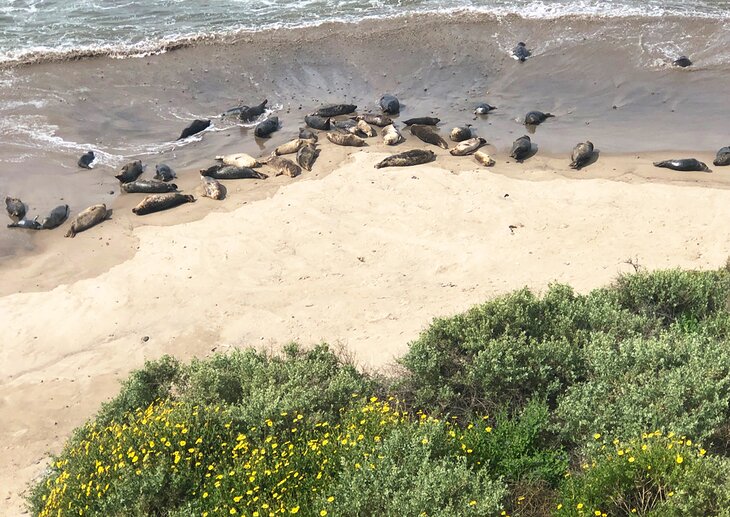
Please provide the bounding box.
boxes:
[2,11,730,515]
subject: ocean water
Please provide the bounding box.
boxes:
[1,0,729,65]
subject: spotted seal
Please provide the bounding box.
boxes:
[653,159,711,172]
[374,149,436,169]
[524,111,554,125]
[296,143,319,172]
[40,204,70,229]
[132,193,195,215]
[316,104,357,117]
[379,94,400,114]
[121,179,179,194]
[326,132,366,147]
[713,147,730,166]
[510,135,532,162]
[410,125,448,149]
[450,137,486,156]
[449,126,472,142]
[200,164,267,180]
[5,196,26,221]
[154,164,177,182]
[569,141,595,170]
[65,204,108,237]
[115,160,144,184]
[382,124,405,146]
[201,176,226,200]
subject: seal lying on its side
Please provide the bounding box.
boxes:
[5,196,25,221]
[296,143,319,172]
[115,160,144,184]
[201,176,225,200]
[569,141,595,170]
[78,151,95,169]
[326,132,366,147]
[374,149,436,169]
[215,153,261,168]
[275,138,312,155]
[254,116,279,138]
[299,128,319,141]
[524,111,554,125]
[474,103,497,115]
[510,135,532,162]
[201,164,267,180]
[356,120,377,137]
[379,94,400,114]
[356,114,393,127]
[265,155,302,178]
[178,119,211,140]
[304,114,331,130]
[132,193,195,215]
[122,179,179,194]
[239,100,268,122]
[7,217,41,230]
[154,164,176,182]
[410,125,449,149]
[40,204,70,229]
[713,147,730,166]
[65,204,108,238]
[403,117,440,126]
[382,124,404,145]
[316,104,357,117]
[512,42,531,61]
[653,159,711,172]
[474,150,495,167]
[450,137,486,156]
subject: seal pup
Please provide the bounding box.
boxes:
[524,111,554,125]
[316,104,357,117]
[64,204,108,238]
[474,150,495,167]
[78,151,95,169]
[215,153,261,168]
[132,193,195,215]
[474,103,497,115]
[449,126,472,142]
[653,159,711,172]
[512,42,531,62]
[254,116,279,138]
[239,100,268,122]
[382,124,404,145]
[201,164,267,180]
[713,147,730,166]
[410,125,449,149]
[326,132,366,147]
[510,135,532,162]
[356,114,393,127]
[265,155,302,178]
[356,119,377,137]
[275,138,311,155]
[296,143,319,171]
[201,176,225,200]
[121,179,179,194]
[569,141,595,170]
[450,137,486,156]
[379,94,400,114]
[115,160,144,184]
[178,119,211,140]
[7,216,41,230]
[40,204,70,229]
[5,196,26,221]
[299,127,318,142]
[374,149,436,169]
[154,163,176,182]
[304,114,331,130]
[403,117,440,126]
[673,56,692,68]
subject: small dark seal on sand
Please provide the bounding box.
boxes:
[512,42,531,62]
[78,151,95,169]
[713,147,730,166]
[239,100,268,122]
[40,204,70,229]
[178,119,211,140]
[296,143,319,172]
[403,117,440,126]
[524,111,554,125]
[121,179,179,194]
[254,116,280,138]
[379,94,400,114]
[374,149,436,169]
[474,103,497,115]
[200,164,267,180]
[304,114,331,130]
[115,160,144,184]
[410,125,449,149]
[570,141,595,170]
[5,196,26,221]
[316,104,357,117]
[653,159,711,172]
[673,56,692,68]
[510,135,532,162]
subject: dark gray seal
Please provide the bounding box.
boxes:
[524,111,554,125]
[115,160,144,184]
[326,132,366,147]
[200,164,267,180]
[154,163,176,182]
[510,135,532,162]
[239,100,268,122]
[7,216,41,230]
[653,159,711,172]
[356,113,393,127]
[178,119,211,140]
[65,204,108,238]
[5,196,26,221]
[673,56,692,68]
[316,104,357,117]
[304,114,331,130]
[512,42,531,62]
[254,116,279,138]
[570,141,595,170]
[40,204,70,229]
[403,117,440,126]
[121,179,179,194]
[410,125,449,149]
[474,103,497,115]
[713,147,730,166]
[78,151,95,169]
[374,149,436,169]
[299,127,318,142]
[379,94,400,114]
[296,143,319,172]
[132,193,195,215]
[449,126,472,142]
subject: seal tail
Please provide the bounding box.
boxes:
[65,227,76,238]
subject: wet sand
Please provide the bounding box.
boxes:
[2,11,730,516]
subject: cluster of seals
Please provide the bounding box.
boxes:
[6,196,71,231]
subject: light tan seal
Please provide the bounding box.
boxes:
[65,204,108,238]
[215,153,261,168]
[326,132,366,147]
[474,150,495,167]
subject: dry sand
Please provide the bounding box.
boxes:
[2,145,730,514]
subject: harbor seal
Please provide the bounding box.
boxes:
[374,149,436,169]
[115,160,144,184]
[239,100,268,122]
[154,163,176,182]
[510,135,532,162]
[40,204,70,229]
[673,56,692,68]
[296,143,319,171]
[5,196,26,221]
[356,113,393,127]
[7,216,41,230]
[275,138,312,155]
[524,111,554,125]
[569,141,595,170]
[78,150,95,169]
[326,132,366,147]
[178,119,211,140]
[379,94,400,114]
[382,124,405,146]
[653,159,711,172]
[304,114,331,130]
[450,137,486,156]
[334,119,364,136]
[356,119,377,137]
[201,176,225,200]
[254,116,279,138]
[316,104,357,117]
[474,150,495,167]
[64,204,108,237]
[265,155,302,178]
[201,164,267,180]
[512,42,531,62]
[132,193,195,215]
[121,179,179,194]
[449,126,472,142]
[410,125,449,149]
[215,153,261,168]
[713,147,730,166]
[474,103,497,115]
[403,117,440,126]
[299,127,319,141]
